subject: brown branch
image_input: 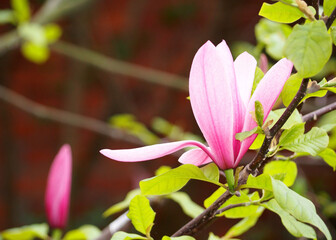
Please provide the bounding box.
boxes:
[302,101,336,123]
[215,202,251,215]
[326,7,336,29]
[312,0,319,20]
[0,84,142,145]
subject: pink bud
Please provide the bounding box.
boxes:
[45,144,72,229]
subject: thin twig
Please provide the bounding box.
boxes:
[51,41,188,91]
[326,7,336,29]
[0,84,142,145]
[302,101,336,122]
[94,212,130,240]
[215,202,251,215]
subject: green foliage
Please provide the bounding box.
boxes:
[278,123,305,146]
[318,148,336,170]
[224,169,235,193]
[162,236,195,240]
[11,0,30,23]
[263,199,316,239]
[280,127,329,156]
[63,225,101,240]
[255,19,292,59]
[0,10,15,24]
[251,67,264,96]
[259,2,303,23]
[223,207,264,240]
[140,164,222,196]
[324,0,336,17]
[263,160,297,187]
[111,231,147,240]
[167,192,204,218]
[284,20,332,78]
[267,108,303,130]
[21,42,49,63]
[330,27,336,46]
[204,187,226,208]
[110,114,159,145]
[127,195,155,237]
[103,189,141,217]
[254,101,264,127]
[0,223,48,240]
[235,127,262,142]
[280,74,302,106]
[271,178,331,240]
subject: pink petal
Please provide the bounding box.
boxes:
[45,144,72,229]
[234,52,257,108]
[189,41,237,169]
[236,58,293,165]
[100,140,215,162]
[178,148,213,166]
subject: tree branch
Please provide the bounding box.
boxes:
[0,84,142,145]
[326,7,336,29]
[312,0,319,20]
[302,101,336,123]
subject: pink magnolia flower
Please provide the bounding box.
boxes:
[100,41,293,169]
[45,144,72,229]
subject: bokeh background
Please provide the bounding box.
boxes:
[0,0,335,239]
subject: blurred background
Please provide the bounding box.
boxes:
[0,0,335,239]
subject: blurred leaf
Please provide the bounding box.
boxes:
[44,24,62,43]
[111,114,159,145]
[301,90,328,102]
[235,127,262,142]
[204,187,226,208]
[280,74,302,107]
[242,174,273,191]
[11,0,30,23]
[318,148,336,171]
[223,207,264,240]
[263,199,316,239]
[255,19,291,59]
[208,233,221,240]
[162,236,195,240]
[231,41,260,59]
[111,231,146,240]
[18,23,47,45]
[281,127,329,156]
[324,0,336,17]
[1,223,48,240]
[267,108,303,130]
[254,101,264,127]
[271,178,331,240]
[249,133,265,150]
[331,27,336,46]
[0,10,15,24]
[279,123,305,146]
[63,225,101,240]
[127,195,155,236]
[259,2,303,23]
[103,189,141,217]
[21,41,49,63]
[251,67,264,96]
[155,166,172,176]
[264,160,298,187]
[201,163,219,182]
[284,20,332,78]
[167,192,204,218]
[140,164,222,196]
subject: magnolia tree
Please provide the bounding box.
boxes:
[1,0,336,240]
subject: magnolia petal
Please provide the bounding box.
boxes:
[100,140,215,162]
[45,144,72,229]
[236,58,293,164]
[234,52,257,108]
[189,41,236,169]
[178,148,213,166]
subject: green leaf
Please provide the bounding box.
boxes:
[1,223,48,240]
[18,23,47,45]
[0,10,15,24]
[259,2,303,23]
[11,0,30,23]
[21,42,49,63]
[242,174,273,191]
[162,236,196,240]
[223,207,264,239]
[251,67,264,96]
[127,195,155,236]
[167,192,204,218]
[284,20,332,78]
[218,192,260,218]
[267,108,302,129]
[155,166,172,176]
[324,0,336,17]
[103,189,141,217]
[271,178,331,240]
[255,19,292,59]
[63,225,101,240]
[140,164,222,196]
[318,148,336,171]
[235,127,262,142]
[322,87,336,94]
[208,233,221,240]
[279,123,305,146]
[301,89,328,102]
[263,199,316,239]
[264,161,298,187]
[111,231,147,240]
[254,101,264,127]
[204,187,226,208]
[249,133,265,150]
[201,163,219,182]
[281,127,329,156]
[280,74,302,107]
[224,169,235,193]
[44,24,62,43]
[330,27,336,46]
